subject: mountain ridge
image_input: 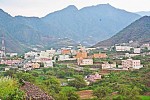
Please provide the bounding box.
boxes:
[94,16,150,47]
[0,4,141,53]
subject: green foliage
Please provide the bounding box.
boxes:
[44,76,61,94]
[57,87,79,100]
[93,86,112,99]
[0,77,24,100]
[15,72,35,83]
[68,75,87,89]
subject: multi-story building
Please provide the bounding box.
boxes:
[77,58,93,65]
[101,62,116,69]
[58,55,76,61]
[76,51,87,59]
[122,59,143,69]
[134,48,141,54]
[93,53,107,58]
[115,46,132,52]
[32,63,40,69]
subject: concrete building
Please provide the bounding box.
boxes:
[6,53,18,57]
[115,46,132,52]
[58,55,76,61]
[101,62,116,69]
[125,53,140,58]
[85,73,101,82]
[134,48,141,54]
[93,53,107,58]
[77,59,93,65]
[32,63,40,69]
[122,59,143,69]
[44,60,53,68]
[76,51,87,59]
[24,51,38,59]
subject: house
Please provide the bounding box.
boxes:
[6,53,18,57]
[101,62,116,69]
[93,53,107,58]
[125,53,140,57]
[115,46,132,51]
[58,55,76,61]
[77,58,93,65]
[76,51,87,59]
[0,60,22,66]
[44,60,53,68]
[24,51,38,59]
[122,59,143,69]
[32,63,40,69]
[134,48,141,54]
[61,49,71,55]
[85,73,101,82]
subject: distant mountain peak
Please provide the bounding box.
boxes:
[63,5,78,11]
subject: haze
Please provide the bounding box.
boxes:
[0,0,150,17]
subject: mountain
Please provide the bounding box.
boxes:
[42,4,140,42]
[136,11,150,16]
[94,16,150,47]
[0,4,141,53]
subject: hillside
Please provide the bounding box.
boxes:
[42,4,140,43]
[94,16,150,47]
[0,4,141,53]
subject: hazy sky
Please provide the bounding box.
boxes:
[0,0,150,17]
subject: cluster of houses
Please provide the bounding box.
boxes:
[1,42,147,72]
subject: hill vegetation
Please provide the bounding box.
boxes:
[0,4,140,53]
[94,16,150,47]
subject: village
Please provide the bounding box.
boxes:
[1,40,150,84]
[0,39,150,99]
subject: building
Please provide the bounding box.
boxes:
[122,59,143,69]
[0,60,22,66]
[101,62,116,69]
[93,53,107,58]
[85,73,101,82]
[77,59,93,65]
[125,53,140,58]
[76,51,87,59]
[115,46,132,51]
[24,51,38,59]
[58,55,76,61]
[44,60,53,68]
[134,48,141,54]
[61,49,71,55]
[6,53,18,57]
[32,63,40,69]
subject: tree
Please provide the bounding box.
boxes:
[68,75,86,89]
[117,85,141,100]
[15,72,35,83]
[58,87,79,100]
[93,86,112,99]
[44,77,61,94]
[0,77,24,100]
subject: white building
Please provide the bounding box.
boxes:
[24,51,38,59]
[58,55,76,61]
[44,60,53,68]
[122,59,143,69]
[125,53,140,58]
[101,62,116,69]
[134,48,141,54]
[115,46,132,52]
[6,53,18,57]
